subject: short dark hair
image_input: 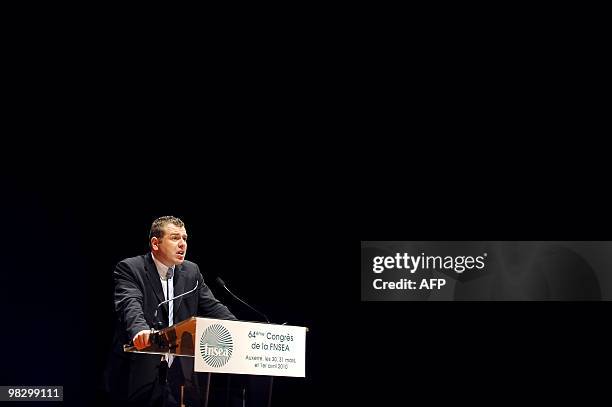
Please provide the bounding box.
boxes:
[149,216,185,248]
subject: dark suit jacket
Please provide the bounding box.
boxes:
[104,252,236,402]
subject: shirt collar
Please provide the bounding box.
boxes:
[151,253,174,281]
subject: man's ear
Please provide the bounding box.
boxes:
[151,237,159,251]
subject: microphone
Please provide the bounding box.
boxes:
[216,277,274,407]
[215,277,270,323]
[152,279,200,331]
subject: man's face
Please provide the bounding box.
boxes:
[151,223,188,267]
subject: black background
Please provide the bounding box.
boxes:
[3,150,610,406]
[2,16,610,405]
[2,167,352,406]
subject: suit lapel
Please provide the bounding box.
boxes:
[173,263,187,316]
[144,253,167,321]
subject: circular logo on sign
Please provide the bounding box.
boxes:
[199,324,233,367]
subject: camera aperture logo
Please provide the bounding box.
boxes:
[371,252,488,291]
[200,324,234,368]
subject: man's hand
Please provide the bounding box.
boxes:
[132,329,152,350]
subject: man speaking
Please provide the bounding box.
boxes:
[104,216,236,406]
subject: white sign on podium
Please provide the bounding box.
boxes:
[193,318,306,377]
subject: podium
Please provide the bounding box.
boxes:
[124,317,308,406]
